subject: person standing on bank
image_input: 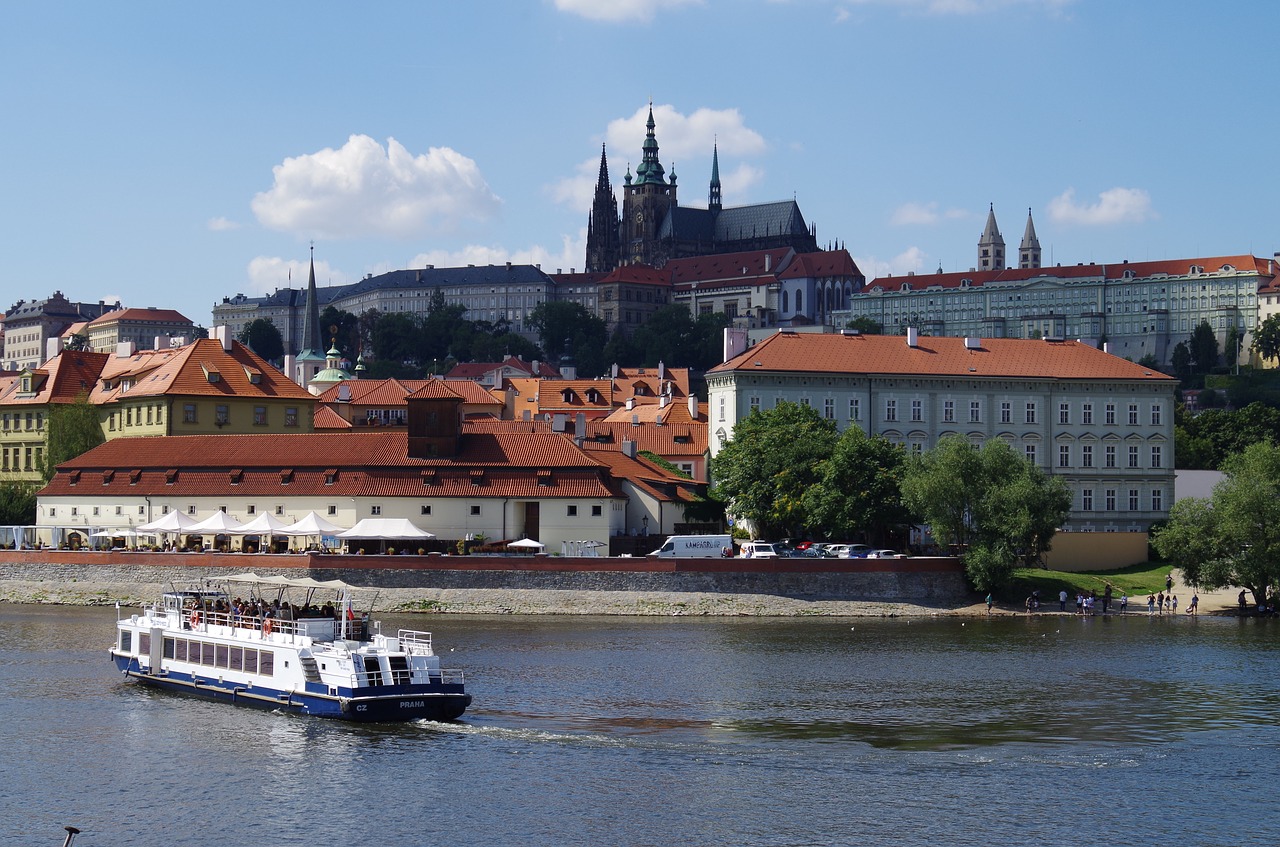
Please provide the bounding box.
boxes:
[1119,593,1128,614]
[1166,572,1174,593]
[986,594,993,615]
[1059,589,1068,612]
[1187,593,1199,615]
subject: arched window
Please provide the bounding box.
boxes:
[781,290,789,312]
[796,290,803,313]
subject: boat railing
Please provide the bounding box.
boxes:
[397,629,435,656]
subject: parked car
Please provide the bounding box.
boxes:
[739,541,780,559]
[864,549,905,558]
[841,544,873,558]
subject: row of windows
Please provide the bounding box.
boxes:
[1059,444,1163,469]
[108,404,166,431]
[0,445,42,472]
[63,501,607,521]
[163,636,274,676]
[50,505,146,518]
[181,404,300,427]
[1,412,44,431]
[1080,488,1164,513]
[731,396,1164,429]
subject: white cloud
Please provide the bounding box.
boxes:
[207,216,241,232]
[890,202,970,226]
[1047,187,1154,226]
[246,256,349,295]
[553,0,702,23]
[550,104,767,211]
[854,246,929,280]
[251,135,501,240]
[410,228,589,276]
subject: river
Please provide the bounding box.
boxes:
[1,605,1276,846]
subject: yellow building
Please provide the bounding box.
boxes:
[0,350,108,483]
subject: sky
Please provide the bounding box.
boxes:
[2,1,1277,330]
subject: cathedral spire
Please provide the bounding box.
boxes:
[978,203,1005,271]
[594,143,611,192]
[300,243,322,355]
[709,140,722,212]
[634,103,666,185]
[585,144,620,273]
[1019,207,1042,269]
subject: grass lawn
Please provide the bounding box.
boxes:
[1004,561,1174,604]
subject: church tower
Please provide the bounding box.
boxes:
[708,141,722,213]
[978,204,1005,271]
[620,104,677,266]
[1018,207,1042,269]
[585,144,621,273]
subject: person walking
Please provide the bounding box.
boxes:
[1119,593,1128,614]
[1166,572,1174,593]
[1157,592,1165,614]
[1188,593,1199,615]
[1103,584,1113,615]
[986,593,993,615]
[1147,593,1156,614]
[1059,589,1068,612]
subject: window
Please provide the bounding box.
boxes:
[1152,488,1164,511]
[215,405,229,425]
[421,505,432,515]
[943,400,955,423]
[285,407,298,427]
[567,505,578,516]
[370,505,382,516]
[1151,445,1163,468]
[592,505,602,517]
[1105,489,1116,511]
[1059,403,1070,425]
[799,397,811,408]
[1128,404,1139,426]
[969,401,981,423]
[247,505,256,515]
[275,505,284,515]
[750,396,760,414]
[1105,445,1116,468]
[1105,403,1116,425]
[1129,489,1139,511]
[718,397,725,421]
[1151,404,1163,426]
[188,505,197,515]
[885,399,897,422]
[850,398,861,421]
[1025,402,1037,425]
[1128,445,1139,468]
[1082,403,1093,425]
[92,506,100,516]
[1082,489,1093,511]
[470,505,481,516]
[824,398,835,420]
[1059,445,1071,468]
[1000,402,1011,424]
[1025,444,1037,465]
[327,505,337,515]
[908,399,921,422]
[1081,445,1093,468]
[253,406,267,426]
[183,403,197,423]
[115,506,122,515]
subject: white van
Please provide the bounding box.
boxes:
[648,534,733,558]
[738,541,780,559]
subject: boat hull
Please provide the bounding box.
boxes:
[113,653,471,722]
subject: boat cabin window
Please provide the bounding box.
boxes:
[119,630,132,652]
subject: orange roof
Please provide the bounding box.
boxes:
[777,249,862,280]
[582,450,703,504]
[0,349,110,406]
[318,377,503,408]
[87,307,192,325]
[666,247,795,285]
[312,406,352,430]
[709,332,1178,382]
[405,379,465,401]
[580,418,707,458]
[599,265,672,287]
[866,254,1273,293]
[92,338,312,404]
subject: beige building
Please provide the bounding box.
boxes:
[85,307,194,353]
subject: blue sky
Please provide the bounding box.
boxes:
[2,1,1276,329]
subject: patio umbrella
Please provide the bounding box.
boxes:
[233,513,290,552]
[278,511,348,551]
[507,537,545,553]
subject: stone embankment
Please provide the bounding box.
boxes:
[0,550,975,617]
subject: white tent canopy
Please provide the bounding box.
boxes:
[137,511,197,533]
[232,513,291,535]
[186,511,247,533]
[507,537,545,550]
[336,518,434,540]
[277,512,347,536]
[223,572,352,591]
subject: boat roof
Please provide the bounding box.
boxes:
[221,572,353,591]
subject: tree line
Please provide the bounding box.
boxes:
[236,289,730,379]
[710,401,1072,591]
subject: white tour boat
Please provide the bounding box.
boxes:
[111,573,471,721]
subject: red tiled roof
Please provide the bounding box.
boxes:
[92,338,312,403]
[584,450,702,504]
[0,350,110,406]
[666,247,795,284]
[599,265,672,286]
[404,379,465,401]
[866,254,1273,293]
[581,419,707,458]
[708,332,1178,382]
[88,307,192,325]
[777,249,861,280]
[312,406,352,430]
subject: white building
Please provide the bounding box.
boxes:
[705,330,1177,538]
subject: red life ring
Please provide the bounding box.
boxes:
[262,618,273,636]
[189,610,200,628]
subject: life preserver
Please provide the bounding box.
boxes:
[189,610,200,628]
[262,618,273,636]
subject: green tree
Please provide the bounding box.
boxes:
[1253,313,1280,364]
[803,426,909,545]
[1189,320,1220,375]
[1153,441,1280,606]
[0,480,37,524]
[901,436,1071,591]
[710,401,838,539]
[845,316,883,334]
[43,393,105,481]
[1175,403,1280,469]
[319,306,361,359]
[64,333,89,352]
[237,318,285,362]
[1170,341,1192,383]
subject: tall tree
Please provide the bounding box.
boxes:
[1189,320,1220,375]
[43,393,105,481]
[1170,341,1192,383]
[803,426,909,544]
[1153,441,1280,606]
[846,316,883,335]
[236,318,284,362]
[0,480,37,524]
[901,435,1071,590]
[319,306,361,359]
[710,401,838,539]
[1253,313,1280,364]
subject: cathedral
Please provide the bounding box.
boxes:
[586,107,820,272]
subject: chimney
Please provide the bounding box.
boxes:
[552,413,567,432]
[575,412,586,440]
[658,360,665,380]
[907,327,919,348]
[284,354,297,384]
[964,337,981,350]
[659,395,669,409]
[45,336,64,361]
[622,439,637,458]
[723,327,748,362]
[688,394,697,419]
[115,341,136,358]
[625,398,634,410]
[765,253,771,273]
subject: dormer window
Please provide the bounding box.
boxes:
[470,469,484,487]
[69,470,81,485]
[324,469,338,485]
[102,470,114,485]
[537,470,553,487]
[165,469,178,484]
[280,469,294,484]
[229,469,243,485]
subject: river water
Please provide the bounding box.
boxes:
[1,605,1276,846]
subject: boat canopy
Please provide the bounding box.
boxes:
[220,572,353,591]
